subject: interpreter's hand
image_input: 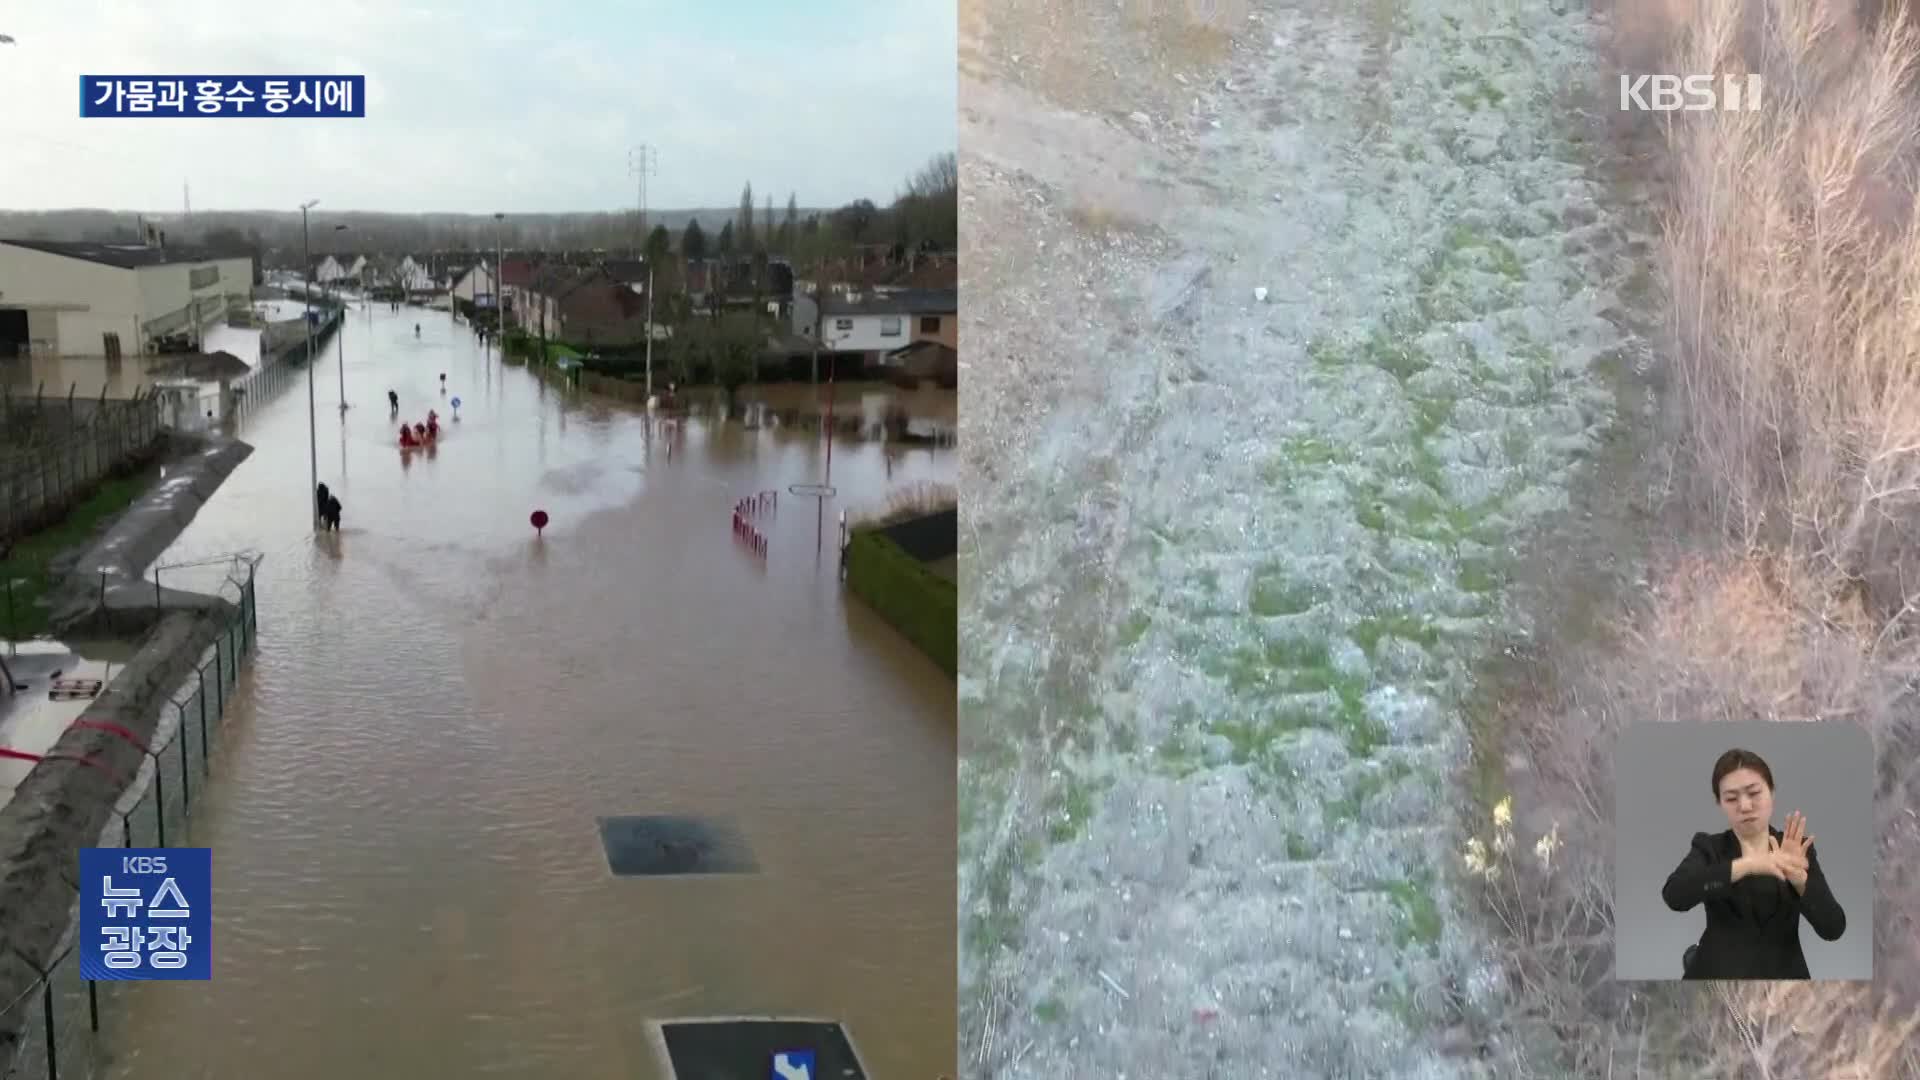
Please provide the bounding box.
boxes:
[1766,810,1812,887]
[1782,809,1815,859]
[1742,834,1810,889]
[1736,836,1799,884]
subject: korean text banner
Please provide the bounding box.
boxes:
[81,76,365,117]
[80,848,212,981]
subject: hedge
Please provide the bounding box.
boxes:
[843,526,956,678]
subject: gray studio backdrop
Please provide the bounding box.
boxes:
[1614,720,1874,980]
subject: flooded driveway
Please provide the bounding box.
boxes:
[100,303,957,1078]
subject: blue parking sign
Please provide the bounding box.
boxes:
[79,848,211,981]
[772,1049,816,1080]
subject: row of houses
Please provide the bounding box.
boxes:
[447,252,957,377]
[0,233,962,381]
[0,237,258,360]
[314,252,437,294]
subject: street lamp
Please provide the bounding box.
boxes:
[493,213,505,349]
[299,198,320,529]
[333,223,349,410]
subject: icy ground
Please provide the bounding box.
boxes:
[960,0,1658,1074]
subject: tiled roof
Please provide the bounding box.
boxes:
[820,287,956,316]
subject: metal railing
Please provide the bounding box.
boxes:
[224,308,340,432]
[0,390,163,547]
[0,563,258,1080]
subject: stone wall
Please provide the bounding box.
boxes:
[0,610,231,1066]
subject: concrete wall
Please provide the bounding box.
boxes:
[45,433,255,633]
[0,610,235,1069]
[135,259,229,344]
[213,257,255,312]
[0,243,143,358]
[257,306,340,361]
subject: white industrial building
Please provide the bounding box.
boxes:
[0,238,256,360]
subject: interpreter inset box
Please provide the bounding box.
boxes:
[1614,721,1872,981]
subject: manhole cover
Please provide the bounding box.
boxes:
[596,815,757,877]
[653,1017,868,1079]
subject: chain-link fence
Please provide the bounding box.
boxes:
[0,390,163,547]
[225,308,341,432]
[0,562,257,1080]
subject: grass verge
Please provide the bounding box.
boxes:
[2,470,152,641]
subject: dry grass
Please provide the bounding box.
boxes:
[1467,0,1920,1074]
[848,482,957,531]
[1065,202,1153,236]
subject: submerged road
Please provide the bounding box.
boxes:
[100,302,958,1077]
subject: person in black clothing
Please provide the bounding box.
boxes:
[315,483,330,523]
[324,494,342,531]
[1662,748,1846,979]
[388,389,399,412]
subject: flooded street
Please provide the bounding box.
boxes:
[101,303,957,1077]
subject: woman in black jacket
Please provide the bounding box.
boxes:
[1662,748,1846,979]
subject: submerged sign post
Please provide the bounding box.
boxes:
[80,76,366,118]
[772,1049,816,1080]
[79,848,212,981]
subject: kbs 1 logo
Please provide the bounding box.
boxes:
[79,848,212,981]
[1619,74,1763,113]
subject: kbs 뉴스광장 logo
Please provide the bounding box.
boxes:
[79,848,212,981]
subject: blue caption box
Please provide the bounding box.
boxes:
[79,848,212,981]
[80,76,365,118]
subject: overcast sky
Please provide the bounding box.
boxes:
[0,0,956,214]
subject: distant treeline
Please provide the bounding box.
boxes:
[0,152,957,272]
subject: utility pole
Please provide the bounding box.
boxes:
[300,199,320,530]
[630,146,658,397]
[494,213,506,346]
[645,260,655,400]
[810,256,825,387]
[334,224,349,409]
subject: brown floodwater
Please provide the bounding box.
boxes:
[95,303,957,1078]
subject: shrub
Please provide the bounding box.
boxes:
[1474,0,1920,1073]
[844,526,956,677]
